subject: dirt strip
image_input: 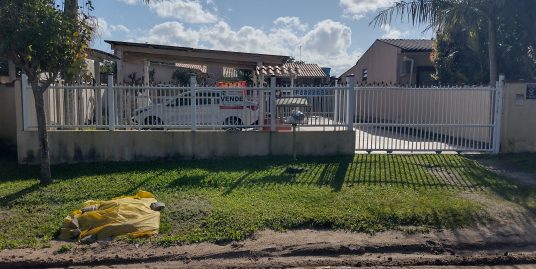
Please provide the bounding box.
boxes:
[2,225,536,269]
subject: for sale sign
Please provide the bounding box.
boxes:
[220,92,245,104]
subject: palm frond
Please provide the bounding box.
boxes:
[369,0,487,30]
[371,0,435,27]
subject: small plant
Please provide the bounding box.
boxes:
[55,244,72,254]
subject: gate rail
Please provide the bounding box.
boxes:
[353,80,503,153]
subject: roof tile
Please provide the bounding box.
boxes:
[379,39,433,51]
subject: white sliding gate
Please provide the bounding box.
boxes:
[352,79,503,153]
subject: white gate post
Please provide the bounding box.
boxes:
[191,74,197,131]
[346,74,356,131]
[492,74,505,154]
[334,80,339,123]
[107,74,115,131]
[270,75,277,132]
[21,74,30,131]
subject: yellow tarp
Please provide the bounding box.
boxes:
[59,191,160,241]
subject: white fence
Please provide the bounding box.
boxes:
[20,74,502,153]
[353,82,502,153]
[24,75,353,132]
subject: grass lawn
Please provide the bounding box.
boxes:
[474,153,536,174]
[0,153,534,249]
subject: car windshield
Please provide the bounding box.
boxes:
[167,91,221,107]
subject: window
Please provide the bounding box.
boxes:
[179,98,191,106]
[196,97,211,105]
[168,97,191,107]
[0,60,8,76]
[195,91,220,105]
[400,59,413,75]
[362,69,368,82]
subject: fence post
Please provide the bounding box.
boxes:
[191,74,197,131]
[334,80,339,123]
[270,75,276,132]
[107,74,115,131]
[346,74,356,131]
[492,74,505,154]
[21,74,30,131]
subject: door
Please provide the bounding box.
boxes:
[416,66,435,86]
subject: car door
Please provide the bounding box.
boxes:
[163,93,191,126]
[207,91,221,126]
[195,91,210,126]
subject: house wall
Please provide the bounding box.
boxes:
[501,82,536,152]
[0,84,17,149]
[16,130,356,164]
[121,56,226,85]
[397,52,433,85]
[340,41,400,85]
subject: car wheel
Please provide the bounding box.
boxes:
[144,117,163,130]
[223,117,242,132]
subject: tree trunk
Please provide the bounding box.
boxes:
[64,0,78,17]
[488,15,498,86]
[31,81,52,184]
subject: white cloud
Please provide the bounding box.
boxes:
[132,18,360,76]
[94,18,131,38]
[199,21,293,55]
[148,0,218,24]
[300,20,361,74]
[95,17,111,38]
[380,24,408,39]
[143,22,200,47]
[340,0,395,20]
[302,20,351,57]
[117,0,138,5]
[110,24,131,34]
[198,20,359,75]
[273,17,308,32]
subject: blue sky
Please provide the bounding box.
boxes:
[85,0,433,76]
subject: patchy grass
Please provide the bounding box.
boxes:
[0,154,534,249]
[54,244,72,254]
[474,153,536,174]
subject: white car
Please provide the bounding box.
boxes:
[132,90,260,129]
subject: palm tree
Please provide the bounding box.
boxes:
[371,0,505,85]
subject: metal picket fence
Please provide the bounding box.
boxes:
[22,75,353,132]
[353,80,503,153]
[20,74,503,153]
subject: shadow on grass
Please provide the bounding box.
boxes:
[0,183,43,207]
[0,155,39,182]
[469,153,536,174]
[2,154,534,212]
[462,154,536,214]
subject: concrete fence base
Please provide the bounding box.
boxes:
[17,130,356,164]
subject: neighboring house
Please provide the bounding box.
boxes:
[86,48,120,84]
[104,40,329,86]
[0,57,18,149]
[106,40,288,86]
[0,57,16,85]
[339,39,435,86]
